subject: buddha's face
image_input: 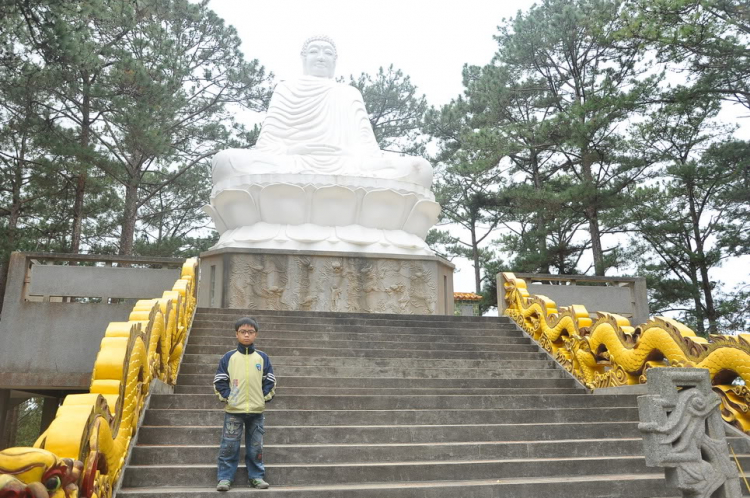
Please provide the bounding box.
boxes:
[302,40,336,78]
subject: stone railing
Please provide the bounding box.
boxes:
[0,258,198,498]
[501,272,750,434]
[498,272,648,325]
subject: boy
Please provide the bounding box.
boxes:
[213,317,276,491]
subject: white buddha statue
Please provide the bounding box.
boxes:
[211,35,433,189]
[205,36,440,255]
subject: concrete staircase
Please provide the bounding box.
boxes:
[118,309,748,497]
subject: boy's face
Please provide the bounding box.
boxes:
[236,325,257,346]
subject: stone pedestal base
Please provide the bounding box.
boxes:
[198,248,454,315]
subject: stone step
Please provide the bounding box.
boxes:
[180,346,543,363]
[137,421,641,445]
[174,385,582,396]
[178,364,570,379]
[189,323,521,335]
[195,308,510,324]
[182,354,551,369]
[187,329,527,344]
[150,393,635,411]
[182,354,553,371]
[122,455,667,488]
[175,375,579,389]
[117,474,673,498]
[184,350,550,363]
[130,437,647,465]
[191,321,513,333]
[151,435,750,466]
[186,339,533,355]
[143,406,637,427]
[190,316,511,329]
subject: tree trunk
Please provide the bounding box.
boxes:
[1,144,25,313]
[0,207,21,313]
[587,211,605,276]
[581,150,605,276]
[70,173,86,254]
[687,185,718,334]
[0,260,9,316]
[688,263,706,337]
[698,263,717,335]
[531,151,549,273]
[71,74,91,255]
[119,180,139,256]
[471,225,481,294]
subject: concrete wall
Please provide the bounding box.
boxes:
[457,303,476,317]
[197,252,225,308]
[28,265,179,301]
[498,272,649,326]
[0,252,184,390]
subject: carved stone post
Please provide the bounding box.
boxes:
[638,367,742,498]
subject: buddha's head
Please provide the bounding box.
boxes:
[301,35,337,79]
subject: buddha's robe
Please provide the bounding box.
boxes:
[212,76,432,188]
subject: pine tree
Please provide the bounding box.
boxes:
[494,0,660,275]
[8,0,272,257]
[426,98,506,293]
[347,65,429,155]
[623,0,750,110]
[625,91,749,335]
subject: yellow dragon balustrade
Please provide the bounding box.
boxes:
[0,258,198,498]
[501,272,750,435]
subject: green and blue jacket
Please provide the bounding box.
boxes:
[214,344,276,414]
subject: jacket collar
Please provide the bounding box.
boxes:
[237,343,256,354]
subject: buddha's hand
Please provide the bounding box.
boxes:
[287,143,342,155]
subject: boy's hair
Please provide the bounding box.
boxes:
[234,317,259,332]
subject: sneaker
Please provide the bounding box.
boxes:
[216,480,231,491]
[250,478,270,489]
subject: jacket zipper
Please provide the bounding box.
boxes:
[246,348,251,412]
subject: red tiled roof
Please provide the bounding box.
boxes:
[454,292,482,301]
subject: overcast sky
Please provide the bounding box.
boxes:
[207,0,537,107]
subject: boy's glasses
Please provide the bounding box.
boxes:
[237,329,256,335]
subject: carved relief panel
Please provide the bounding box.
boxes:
[226,253,438,314]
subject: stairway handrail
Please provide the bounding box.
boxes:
[0,257,198,498]
[501,272,750,435]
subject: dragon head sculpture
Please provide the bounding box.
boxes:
[0,448,81,498]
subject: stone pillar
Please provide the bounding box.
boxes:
[638,368,741,498]
[0,389,9,450]
[40,396,59,434]
[632,276,649,325]
[4,403,19,449]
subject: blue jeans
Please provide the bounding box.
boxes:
[217,412,265,481]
